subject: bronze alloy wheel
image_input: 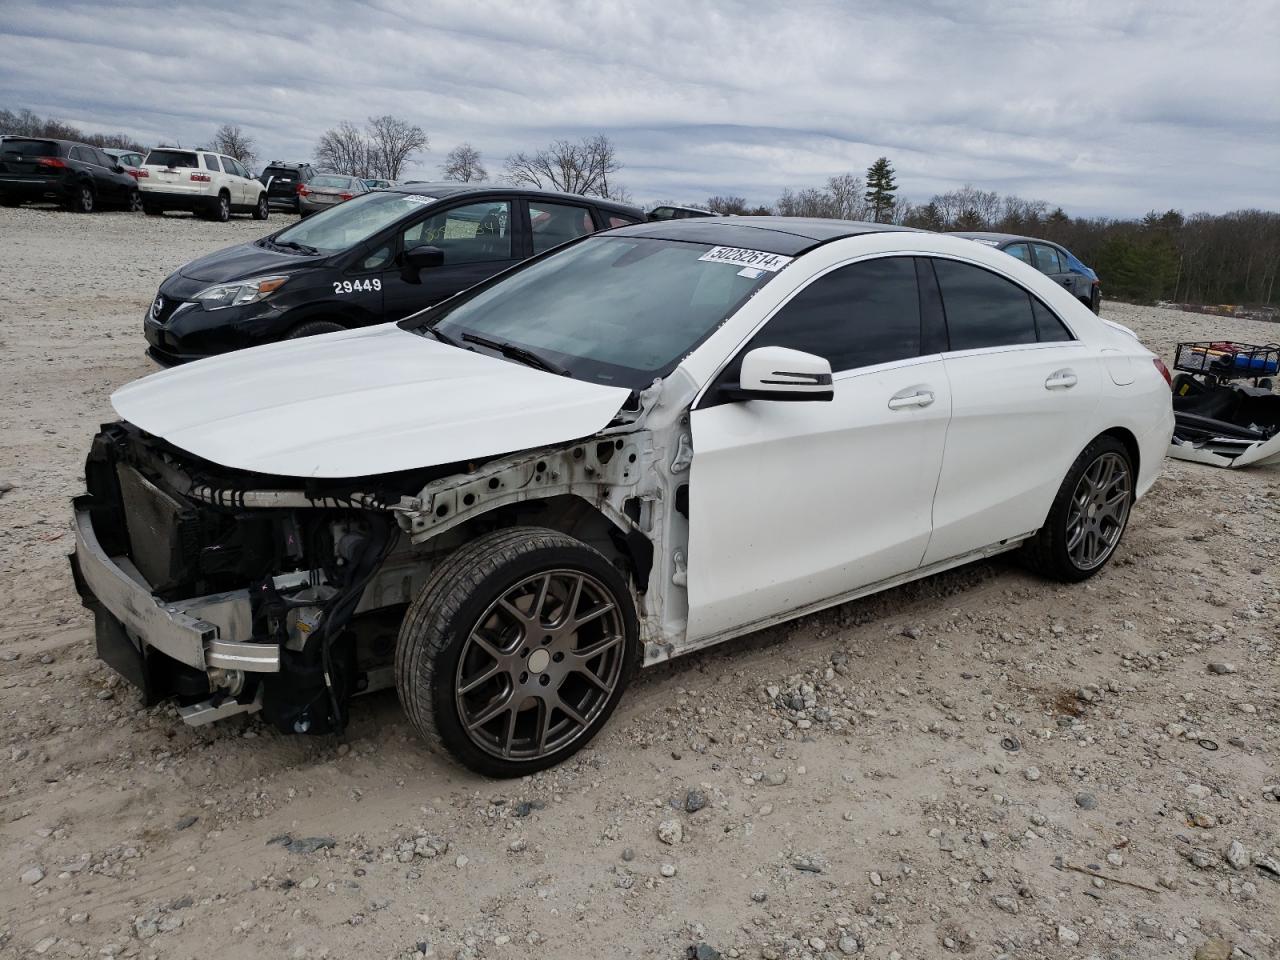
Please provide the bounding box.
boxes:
[453,568,625,761]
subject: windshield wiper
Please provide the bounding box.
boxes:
[274,240,319,255]
[424,324,462,348]
[461,332,569,376]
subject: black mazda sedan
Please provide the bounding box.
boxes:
[143,183,644,365]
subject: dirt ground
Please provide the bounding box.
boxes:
[0,206,1277,960]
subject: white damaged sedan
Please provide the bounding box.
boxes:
[71,217,1174,775]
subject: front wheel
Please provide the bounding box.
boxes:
[1021,436,1133,582]
[252,194,269,220]
[287,320,345,339]
[395,527,638,777]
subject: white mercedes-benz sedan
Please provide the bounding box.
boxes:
[71,217,1174,775]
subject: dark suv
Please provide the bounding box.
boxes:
[259,162,315,213]
[143,183,645,364]
[0,137,141,212]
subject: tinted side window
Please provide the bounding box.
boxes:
[933,259,1038,350]
[745,257,921,372]
[607,213,639,228]
[227,158,248,178]
[93,148,114,168]
[70,145,92,163]
[1004,242,1033,265]
[1032,244,1063,274]
[530,201,595,255]
[1032,298,1074,342]
[203,154,222,172]
[401,200,512,264]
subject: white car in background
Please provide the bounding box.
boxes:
[71,219,1173,776]
[138,147,268,222]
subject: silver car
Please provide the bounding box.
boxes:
[298,174,368,217]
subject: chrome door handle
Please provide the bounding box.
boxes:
[1045,369,1078,389]
[888,390,935,409]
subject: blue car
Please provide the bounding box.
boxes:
[951,232,1102,314]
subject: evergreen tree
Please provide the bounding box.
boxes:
[864,157,897,223]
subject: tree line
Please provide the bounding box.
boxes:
[5,105,1275,306]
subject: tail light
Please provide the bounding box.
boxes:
[339,192,353,200]
[127,169,141,179]
[190,172,211,183]
[297,184,309,197]
[36,157,67,170]
[135,168,149,178]
[1153,357,1172,387]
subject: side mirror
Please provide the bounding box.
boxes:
[728,346,833,402]
[400,245,445,283]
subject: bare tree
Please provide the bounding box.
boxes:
[441,142,487,182]
[707,195,749,215]
[314,121,372,178]
[503,134,625,199]
[211,124,256,166]
[366,114,428,181]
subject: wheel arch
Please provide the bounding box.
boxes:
[1098,425,1140,479]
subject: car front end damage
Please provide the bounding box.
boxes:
[69,377,695,734]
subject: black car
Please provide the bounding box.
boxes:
[950,232,1102,313]
[259,161,316,213]
[648,204,714,221]
[0,137,141,212]
[144,183,645,365]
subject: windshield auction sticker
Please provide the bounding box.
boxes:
[698,246,793,272]
[402,194,439,205]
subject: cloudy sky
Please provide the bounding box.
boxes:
[2,0,1277,216]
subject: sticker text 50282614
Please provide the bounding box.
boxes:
[698,246,793,272]
[333,279,382,295]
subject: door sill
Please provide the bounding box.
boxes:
[653,533,1035,665]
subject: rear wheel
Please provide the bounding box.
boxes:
[1089,288,1101,314]
[206,192,230,222]
[252,194,269,220]
[69,183,95,213]
[126,189,143,213]
[1021,435,1133,582]
[396,527,637,777]
[287,320,345,339]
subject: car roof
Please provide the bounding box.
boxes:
[607,216,920,256]
[950,230,1064,248]
[390,181,644,217]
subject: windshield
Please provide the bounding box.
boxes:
[414,236,781,389]
[272,190,435,254]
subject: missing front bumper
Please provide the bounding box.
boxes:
[71,503,280,710]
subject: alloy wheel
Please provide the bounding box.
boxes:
[1065,451,1131,570]
[80,187,94,212]
[128,191,142,212]
[454,569,625,761]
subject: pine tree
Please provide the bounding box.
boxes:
[864,157,898,223]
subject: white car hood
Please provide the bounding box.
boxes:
[112,324,631,478]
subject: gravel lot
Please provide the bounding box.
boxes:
[0,206,1277,960]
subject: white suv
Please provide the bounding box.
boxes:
[138,147,268,222]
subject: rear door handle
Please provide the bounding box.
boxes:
[888,390,935,410]
[1045,369,1078,389]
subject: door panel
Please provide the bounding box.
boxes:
[686,357,951,642]
[922,343,1101,564]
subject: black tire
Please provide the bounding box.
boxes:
[395,526,638,777]
[1089,288,1101,314]
[206,192,230,222]
[252,193,269,220]
[126,189,143,213]
[69,183,95,213]
[286,320,345,339]
[1021,435,1134,583]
